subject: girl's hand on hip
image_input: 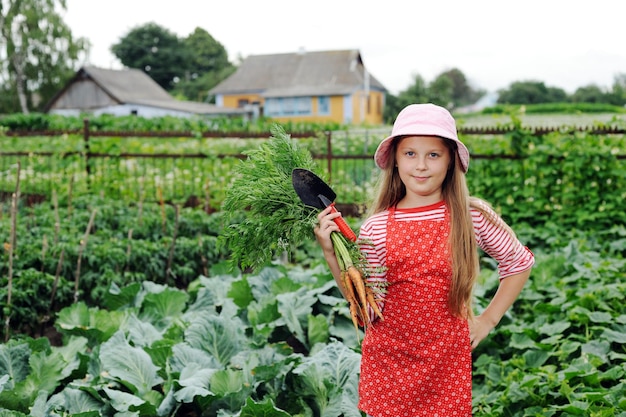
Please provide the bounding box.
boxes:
[469,314,495,350]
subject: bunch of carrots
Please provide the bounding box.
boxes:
[329,230,384,332]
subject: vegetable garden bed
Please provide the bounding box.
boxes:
[0,195,624,416]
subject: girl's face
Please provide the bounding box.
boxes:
[394,135,451,207]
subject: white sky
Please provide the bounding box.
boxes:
[63,0,626,95]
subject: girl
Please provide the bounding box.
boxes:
[314,103,534,416]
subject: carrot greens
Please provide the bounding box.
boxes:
[218,124,320,271]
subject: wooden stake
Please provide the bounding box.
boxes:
[158,186,166,235]
[124,228,133,277]
[198,234,208,277]
[67,175,74,218]
[41,235,48,273]
[50,248,65,310]
[165,204,180,284]
[52,189,60,244]
[4,162,20,342]
[204,179,210,213]
[74,209,96,303]
[44,247,65,328]
[137,178,145,227]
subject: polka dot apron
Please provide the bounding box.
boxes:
[359,206,472,416]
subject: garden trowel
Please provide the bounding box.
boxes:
[291,168,357,242]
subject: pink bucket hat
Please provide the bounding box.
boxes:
[374,103,470,172]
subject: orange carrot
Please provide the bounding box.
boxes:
[341,270,362,333]
[347,266,368,316]
[366,286,384,321]
[348,301,361,334]
[341,269,355,301]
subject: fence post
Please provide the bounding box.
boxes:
[326,131,332,182]
[83,119,91,189]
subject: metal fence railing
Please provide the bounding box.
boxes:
[1,121,625,214]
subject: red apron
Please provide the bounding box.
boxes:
[359,206,472,416]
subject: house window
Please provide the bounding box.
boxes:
[318,96,330,115]
[237,99,249,108]
[295,97,310,115]
[265,97,312,116]
[265,99,280,116]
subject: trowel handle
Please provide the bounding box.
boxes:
[318,194,357,242]
[327,203,357,242]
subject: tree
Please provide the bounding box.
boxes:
[571,74,626,106]
[184,27,230,75]
[608,73,626,106]
[546,86,568,103]
[170,27,235,102]
[385,73,430,122]
[437,68,484,107]
[112,24,235,101]
[428,74,454,108]
[111,22,187,90]
[0,0,88,113]
[385,68,484,122]
[497,81,567,105]
[571,84,607,104]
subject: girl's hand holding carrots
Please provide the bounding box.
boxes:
[314,206,341,254]
[314,207,348,302]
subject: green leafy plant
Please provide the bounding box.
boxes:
[218,124,321,271]
[472,238,626,416]
[0,262,363,416]
[1,234,624,416]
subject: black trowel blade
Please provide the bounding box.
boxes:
[291,168,337,209]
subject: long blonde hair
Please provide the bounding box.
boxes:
[368,136,513,318]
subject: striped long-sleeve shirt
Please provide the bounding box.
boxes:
[358,200,535,317]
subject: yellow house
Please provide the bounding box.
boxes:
[208,49,387,125]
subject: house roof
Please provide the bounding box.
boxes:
[209,49,387,97]
[45,66,249,116]
[82,65,174,103]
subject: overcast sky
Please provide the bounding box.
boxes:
[63,0,626,95]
